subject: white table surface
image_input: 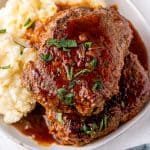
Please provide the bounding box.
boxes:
[0,0,150,150]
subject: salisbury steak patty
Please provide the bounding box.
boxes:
[46,101,121,146]
[120,52,150,123]
[23,7,133,116]
[44,52,150,146]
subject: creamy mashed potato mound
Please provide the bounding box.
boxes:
[0,0,106,123]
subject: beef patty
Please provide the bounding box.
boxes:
[120,52,150,123]
[22,7,133,116]
[45,52,150,146]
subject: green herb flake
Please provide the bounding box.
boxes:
[0,29,6,34]
[24,18,31,27]
[103,115,108,129]
[63,47,70,52]
[47,39,60,47]
[99,115,108,131]
[64,93,74,105]
[56,113,63,124]
[99,119,104,131]
[57,88,67,100]
[47,38,77,49]
[68,80,76,89]
[91,123,98,130]
[60,38,77,48]
[27,21,35,29]
[84,42,92,49]
[74,69,91,78]
[24,18,35,29]
[0,65,11,69]
[92,80,103,92]
[89,57,97,68]
[40,53,53,62]
[81,124,95,135]
[65,39,77,48]
[20,49,24,55]
[13,39,26,49]
[65,66,73,81]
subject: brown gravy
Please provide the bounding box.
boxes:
[56,4,148,70]
[13,104,54,146]
[13,5,148,146]
[129,24,148,71]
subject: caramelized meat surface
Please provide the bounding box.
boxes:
[120,52,150,123]
[23,7,133,116]
[44,52,150,146]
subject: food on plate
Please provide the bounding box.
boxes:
[36,52,150,146]
[0,0,105,124]
[22,7,133,116]
[120,52,150,123]
[0,0,149,147]
[0,0,60,123]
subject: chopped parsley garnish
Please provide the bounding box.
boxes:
[13,39,26,55]
[0,29,6,33]
[89,57,97,68]
[92,80,103,92]
[84,42,92,49]
[24,18,31,27]
[91,123,98,130]
[68,80,76,89]
[99,118,104,131]
[74,69,91,78]
[64,93,74,105]
[57,88,74,105]
[57,88,67,100]
[65,65,73,81]
[40,53,53,62]
[0,65,11,69]
[56,113,63,124]
[103,115,108,129]
[63,47,71,57]
[47,38,77,50]
[47,39,60,47]
[99,115,108,131]
[13,39,26,48]
[28,21,35,29]
[81,124,95,135]
[24,18,35,29]
[20,49,24,55]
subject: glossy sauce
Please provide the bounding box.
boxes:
[56,4,148,70]
[66,14,112,84]
[13,104,54,146]
[129,24,148,70]
[13,4,148,146]
[41,10,113,103]
[13,23,148,146]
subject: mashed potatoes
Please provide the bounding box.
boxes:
[0,0,106,123]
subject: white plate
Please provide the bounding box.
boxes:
[0,0,149,150]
